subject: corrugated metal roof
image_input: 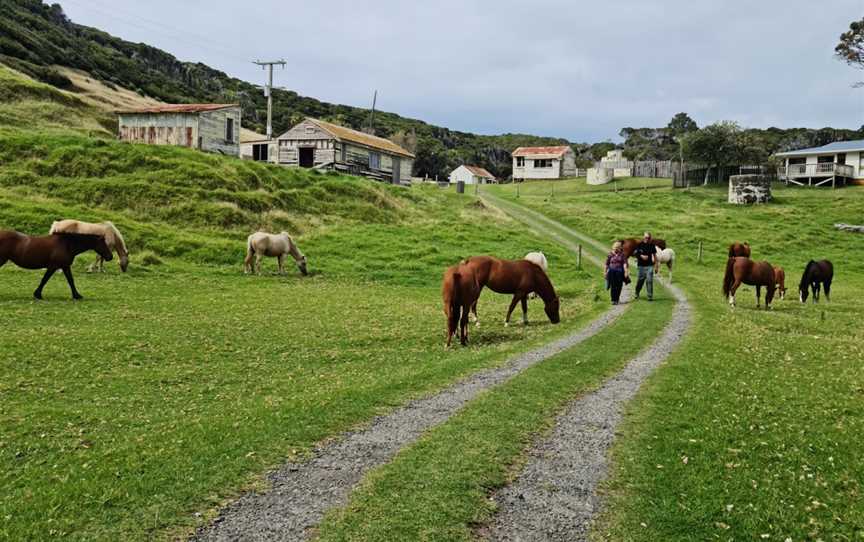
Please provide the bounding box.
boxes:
[512,145,572,157]
[308,118,415,158]
[775,139,864,156]
[463,165,496,179]
[116,103,239,114]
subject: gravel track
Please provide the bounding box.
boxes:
[192,221,628,541]
[479,197,692,542]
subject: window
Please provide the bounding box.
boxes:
[534,158,553,168]
[369,152,381,169]
[516,156,525,167]
[252,143,268,162]
[305,126,315,135]
[225,117,234,142]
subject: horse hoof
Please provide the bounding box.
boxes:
[73,295,83,300]
[33,293,43,300]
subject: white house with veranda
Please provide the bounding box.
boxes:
[449,165,497,185]
[512,146,577,180]
[775,140,864,187]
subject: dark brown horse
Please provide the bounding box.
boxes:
[0,231,113,299]
[728,242,751,258]
[772,265,787,300]
[442,262,481,347]
[799,260,833,303]
[722,256,776,309]
[462,256,560,326]
[621,237,667,259]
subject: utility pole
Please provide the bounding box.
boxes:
[366,90,378,134]
[253,59,286,140]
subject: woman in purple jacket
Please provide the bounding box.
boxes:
[604,240,629,305]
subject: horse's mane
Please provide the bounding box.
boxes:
[103,221,126,252]
[799,260,817,290]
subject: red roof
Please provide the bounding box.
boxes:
[511,145,572,157]
[464,165,496,179]
[116,104,238,114]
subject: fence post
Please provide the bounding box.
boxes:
[516,182,520,198]
[697,241,703,264]
[577,244,582,270]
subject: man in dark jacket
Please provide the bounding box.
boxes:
[633,231,657,300]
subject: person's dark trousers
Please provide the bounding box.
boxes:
[608,268,624,304]
[635,265,654,299]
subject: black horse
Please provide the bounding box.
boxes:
[799,260,833,303]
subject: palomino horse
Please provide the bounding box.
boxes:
[728,242,751,258]
[772,265,787,300]
[722,256,776,309]
[799,260,833,303]
[654,247,675,282]
[0,231,113,299]
[244,232,308,276]
[462,256,560,327]
[621,237,667,259]
[442,262,481,347]
[50,219,129,272]
[524,251,548,299]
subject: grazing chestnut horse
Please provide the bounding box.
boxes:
[462,256,560,326]
[728,242,751,258]
[772,265,787,300]
[442,263,481,347]
[722,256,776,309]
[799,260,833,303]
[621,237,667,259]
[0,231,113,299]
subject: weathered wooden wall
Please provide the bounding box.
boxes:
[199,108,241,156]
[118,113,197,148]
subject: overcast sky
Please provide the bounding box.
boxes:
[60,0,864,142]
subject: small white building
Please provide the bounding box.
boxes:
[512,146,577,180]
[239,130,276,163]
[775,140,864,187]
[449,165,496,185]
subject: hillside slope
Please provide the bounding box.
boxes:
[0,0,580,179]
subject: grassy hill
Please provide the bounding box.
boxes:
[0,0,581,180]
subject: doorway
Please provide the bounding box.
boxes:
[299,147,314,168]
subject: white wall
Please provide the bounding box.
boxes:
[512,158,562,180]
[449,166,479,184]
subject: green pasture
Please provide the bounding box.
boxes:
[487,178,864,541]
[0,132,606,540]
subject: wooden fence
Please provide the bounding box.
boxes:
[672,165,776,188]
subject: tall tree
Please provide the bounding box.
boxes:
[835,17,864,86]
[666,113,698,138]
[682,122,749,185]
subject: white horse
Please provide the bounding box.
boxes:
[654,247,675,282]
[244,231,308,276]
[49,219,129,272]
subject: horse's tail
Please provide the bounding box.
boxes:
[722,257,736,297]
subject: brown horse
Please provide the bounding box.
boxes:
[722,256,776,309]
[621,237,667,259]
[442,263,481,347]
[0,231,113,299]
[772,265,787,300]
[462,256,560,326]
[799,260,833,303]
[728,242,751,258]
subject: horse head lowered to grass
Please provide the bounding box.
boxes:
[0,231,113,299]
[50,219,129,272]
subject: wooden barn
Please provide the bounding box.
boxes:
[116,104,241,156]
[275,118,414,184]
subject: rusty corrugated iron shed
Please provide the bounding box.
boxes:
[116,103,238,114]
[511,145,572,158]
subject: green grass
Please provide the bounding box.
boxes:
[0,125,610,539]
[486,179,864,541]
[316,285,674,541]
